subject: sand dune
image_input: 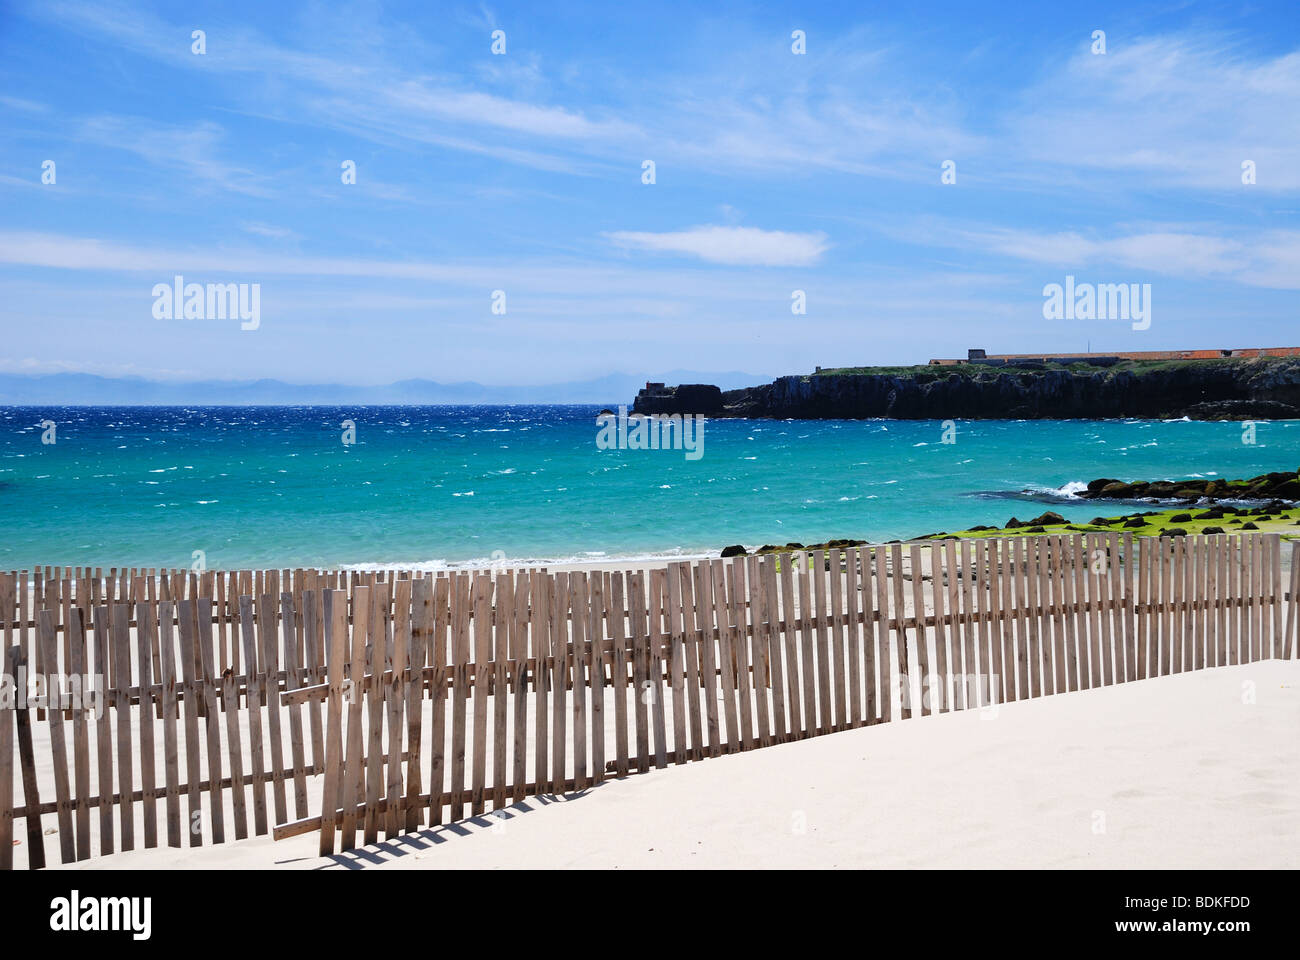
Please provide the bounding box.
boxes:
[56,659,1300,870]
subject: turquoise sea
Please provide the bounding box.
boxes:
[2,405,1296,570]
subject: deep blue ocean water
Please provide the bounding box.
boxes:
[2,405,1296,570]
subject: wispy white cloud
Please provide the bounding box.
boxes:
[927,224,1300,289]
[605,225,830,266]
[1008,34,1300,190]
[79,116,273,196]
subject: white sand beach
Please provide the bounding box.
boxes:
[51,658,1300,870]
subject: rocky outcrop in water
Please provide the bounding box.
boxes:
[631,357,1300,420]
[1078,471,1300,503]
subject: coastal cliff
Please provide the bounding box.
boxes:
[632,357,1300,420]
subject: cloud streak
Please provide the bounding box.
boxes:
[606,226,830,266]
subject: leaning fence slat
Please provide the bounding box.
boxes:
[930,544,949,713]
[156,602,182,849]
[909,544,931,717]
[666,565,690,761]
[842,549,863,726]
[362,583,387,846]
[406,577,430,830]
[827,550,848,729]
[874,546,893,721]
[609,572,633,773]
[175,601,205,846]
[529,571,550,791]
[384,579,410,837]
[1271,536,1284,659]
[238,596,268,836]
[39,611,76,864]
[493,573,513,809]
[1283,542,1300,660]
[259,594,288,829]
[67,606,93,858]
[975,541,994,707]
[509,572,530,800]
[550,572,571,792]
[810,551,833,734]
[0,644,15,870]
[586,572,608,780]
[709,562,740,754]
[730,558,760,747]
[429,577,450,821]
[780,552,806,735]
[774,553,798,733]
[280,592,310,822]
[111,603,135,851]
[13,644,43,869]
[694,563,723,754]
[449,575,471,819]
[339,585,370,851]
[318,589,348,856]
[569,573,589,790]
[628,571,652,771]
[471,574,492,814]
[649,568,670,765]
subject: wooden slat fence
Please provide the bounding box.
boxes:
[2,533,1297,868]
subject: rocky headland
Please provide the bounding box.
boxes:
[632,357,1300,420]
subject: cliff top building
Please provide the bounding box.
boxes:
[928,347,1300,367]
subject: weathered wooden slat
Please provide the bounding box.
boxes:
[874,546,893,720]
[339,585,371,851]
[551,572,571,792]
[362,582,388,845]
[67,606,93,858]
[779,553,804,735]
[111,602,135,851]
[842,549,863,726]
[666,564,690,761]
[930,543,949,713]
[471,574,493,814]
[827,550,848,728]
[318,589,348,856]
[649,568,671,765]
[384,579,410,837]
[38,611,76,863]
[280,592,310,822]
[1283,541,1300,660]
[156,602,182,848]
[709,561,740,754]
[586,572,607,780]
[406,577,430,830]
[694,563,723,753]
[569,573,590,790]
[257,594,288,829]
[762,556,788,737]
[12,643,43,868]
[628,571,651,771]
[492,572,513,809]
[237,596,268,836]
[0,642,16,871]
[429,577,450,820]
[529,570,549,791]
[609,572,633,772]
[811,551,833,733]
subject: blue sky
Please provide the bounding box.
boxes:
[1,0,1297,386]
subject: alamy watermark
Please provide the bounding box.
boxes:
[596,406,705,461]
[1042,275,1150,331]
[152,275,260,330]
[1,669,104,719]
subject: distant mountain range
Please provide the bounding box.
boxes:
[0,370,766,406]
